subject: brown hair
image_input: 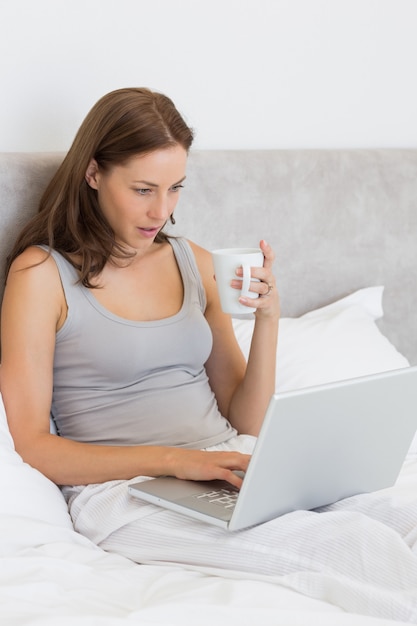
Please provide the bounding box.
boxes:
[5,88,194,287]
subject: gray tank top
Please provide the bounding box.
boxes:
[46,238,237,449]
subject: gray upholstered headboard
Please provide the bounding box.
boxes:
[1,150,416,364]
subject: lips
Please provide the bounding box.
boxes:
[137,226,161,238]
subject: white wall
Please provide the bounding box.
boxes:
[1,0,416,151]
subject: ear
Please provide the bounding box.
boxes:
[85,159,100,189]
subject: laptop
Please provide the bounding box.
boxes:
[128,366,417,531]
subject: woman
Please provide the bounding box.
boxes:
[3,92,417,615]
[1,87,280,548]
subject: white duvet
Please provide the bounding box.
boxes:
[1,457,417,626]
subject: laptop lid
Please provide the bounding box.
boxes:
[128,366,417,531]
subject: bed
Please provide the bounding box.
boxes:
[1,150,417,625]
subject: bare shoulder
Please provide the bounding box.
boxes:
[8,246,61,286]
[9,245,52,271]
[5,247,66,323]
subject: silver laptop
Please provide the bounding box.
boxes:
[128,366,417,531]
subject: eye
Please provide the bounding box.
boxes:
[135,188,151,195]
[171,184,184,193]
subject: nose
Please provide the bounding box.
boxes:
[148,192,175,222]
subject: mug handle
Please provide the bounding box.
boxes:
[241,263,252,299]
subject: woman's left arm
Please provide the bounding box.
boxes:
[192,239,280,436]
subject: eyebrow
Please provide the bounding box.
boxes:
[132,176,186,188]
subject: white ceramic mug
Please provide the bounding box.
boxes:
[211,247,264,315]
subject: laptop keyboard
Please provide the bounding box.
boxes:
[194,487,238,510]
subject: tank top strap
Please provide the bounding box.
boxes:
[36,245,80,303]
[169,237,207,312]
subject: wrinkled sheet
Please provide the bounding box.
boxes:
[1,458,417,626]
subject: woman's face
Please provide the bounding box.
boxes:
[86,145,188,253]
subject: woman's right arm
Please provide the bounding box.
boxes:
[1,248,249,488]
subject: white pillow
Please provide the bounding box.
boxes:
[0,393,73,528]
[233,286,416,454]
[233,286,409,391]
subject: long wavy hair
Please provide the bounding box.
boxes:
[5,88,194,287]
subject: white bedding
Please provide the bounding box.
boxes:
[1,287,416,625]
[2,458,417,625]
